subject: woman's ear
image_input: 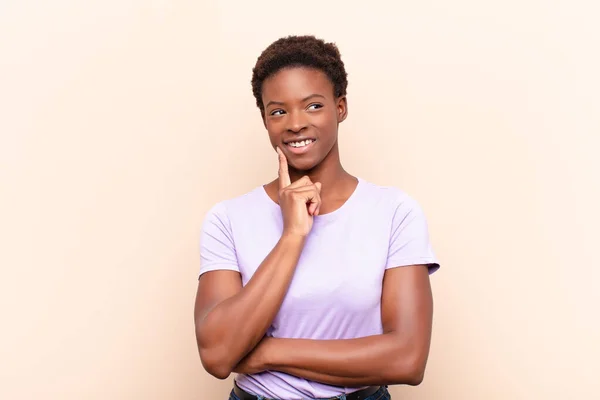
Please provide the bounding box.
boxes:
[337,96,348,123]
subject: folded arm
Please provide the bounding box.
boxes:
[235,264,434,386]
[194,233,305,380]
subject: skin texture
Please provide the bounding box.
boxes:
[194,66,434,386]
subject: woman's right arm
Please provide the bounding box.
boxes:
[194,232,305,379]
[194,148,321,379]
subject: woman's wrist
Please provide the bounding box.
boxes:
[279,231,307,247]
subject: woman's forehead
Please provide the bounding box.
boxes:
[262,67,334,101]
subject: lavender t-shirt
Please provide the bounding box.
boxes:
[199,178,440,399]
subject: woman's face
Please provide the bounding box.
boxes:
[261,67,347,172]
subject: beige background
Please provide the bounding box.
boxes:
[1,1,599,399]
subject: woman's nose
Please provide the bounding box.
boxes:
[286,111,307,133]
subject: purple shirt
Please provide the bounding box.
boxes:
[199,177,440,399]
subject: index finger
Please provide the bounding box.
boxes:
[276,147,291,189]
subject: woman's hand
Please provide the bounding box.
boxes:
[276,147,321,237]
[233,337,273,375]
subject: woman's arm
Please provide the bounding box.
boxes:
[235,264,434,386]
[194,233,305,380]
[195,150,324,380]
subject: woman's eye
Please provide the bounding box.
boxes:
[270,109,285,116]
[307,103,323,111]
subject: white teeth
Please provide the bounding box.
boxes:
[289,139,314,148]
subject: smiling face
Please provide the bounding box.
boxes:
[261,67,347,172]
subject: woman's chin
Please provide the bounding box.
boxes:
[289,159,319,173]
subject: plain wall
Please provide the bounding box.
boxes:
[1,1,598,399]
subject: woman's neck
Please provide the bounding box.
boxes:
[288,164,352,190]
[289,144,354,191]
[265,146,358,212]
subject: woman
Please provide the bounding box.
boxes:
[194,35,440,400]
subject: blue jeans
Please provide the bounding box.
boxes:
[228,385,391,400]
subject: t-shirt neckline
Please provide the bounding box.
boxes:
[259,177,364,222]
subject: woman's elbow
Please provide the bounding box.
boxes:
[387,350,428,386]
[405,365,426,386]
[196,326,234,379]
[199,347,233,380]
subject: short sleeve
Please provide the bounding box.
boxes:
[198,202,240,278]
[386,197,440,274]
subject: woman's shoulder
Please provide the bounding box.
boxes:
[357,178,421,210]
[203,184,272,221]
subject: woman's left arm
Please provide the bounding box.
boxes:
[234,264,434,387]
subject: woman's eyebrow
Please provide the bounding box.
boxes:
[301,94,326,102]
[265,94,326,109]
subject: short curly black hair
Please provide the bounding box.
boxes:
[251,35,348,113]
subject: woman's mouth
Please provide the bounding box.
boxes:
[285,139,316,154]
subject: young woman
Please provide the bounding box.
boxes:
[194,35,440,400]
